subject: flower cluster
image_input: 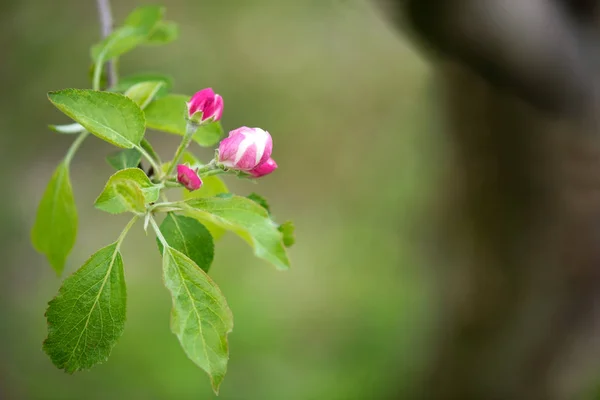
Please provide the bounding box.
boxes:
[178,89,278,191]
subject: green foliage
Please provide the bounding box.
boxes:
[95,168,159,214]
[144,94,224,146]
[35,3,293,393]
[48,89,145,149]
[106,149,142,171]
[157,213,214,272]
[124,81,165,109]
[278,220,296,247]
[43,242,127,372]
[183,196,291,270]
[160,244,233,394]
[31,162,77,275]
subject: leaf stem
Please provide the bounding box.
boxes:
[135,144,163,180]
[64,131,89,166]
[95,0,117,88]
[165,122,198,178]
[116,215,139,251]
[149,215,169,248]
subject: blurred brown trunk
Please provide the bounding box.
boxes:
[375,1,600,399]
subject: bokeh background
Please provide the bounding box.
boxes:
[0,0,441,398]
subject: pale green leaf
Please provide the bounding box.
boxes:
[91,6,164,62]
[43,242,126,372]
[48,89,145,149]
[146,21,179,45]
[157,213,214,272]
[95,168,159,214]
[183,196,290,270]
[114,181,146,214]
[106,149,142,171]
[144,94,224,147]
[278,220,296,248]
[31,162,77,275]
[48,122,85,134]
[162,246,233,393]
[124,81,165,110]
[111,72,172,97]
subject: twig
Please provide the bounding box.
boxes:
[95,0,118,87]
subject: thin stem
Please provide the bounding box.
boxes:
[149,216,169,248]
[64,131,89,166]
[95,0,117,88]
[135,145,163,179]
[165,122,198,178]
[116,215,139,251]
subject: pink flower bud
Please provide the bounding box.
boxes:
[249,158,278,178]
[177,164,203,191]
[186,88,224,123]
[218,126,273,171]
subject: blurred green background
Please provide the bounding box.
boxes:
[0,0,440,398]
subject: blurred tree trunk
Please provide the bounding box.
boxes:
[375,1,600,399]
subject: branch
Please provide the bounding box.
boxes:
[95,0,118,87]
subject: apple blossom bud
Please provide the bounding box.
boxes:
[218,126,273,171]
[186,88,224,123]
[249,158,277,178]
[177,164,202,191]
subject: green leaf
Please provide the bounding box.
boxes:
[48,122,85,134]
[43,242,126,372]
[183,196,290,270]
[48,89,145,149]
[111,72,172,97]
[106,148,142,171]
[157,213,214,272]
[31,162,77,275]
[95,168,159,214]
[144,94,224,147]
[91,6,164,62]
[247,193,271,215]
[124,81,165,110]
[146,21,179,45]
[114,181,146,214]
[278,221,296,248]
[161,245,233,393]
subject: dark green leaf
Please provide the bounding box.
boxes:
[183,196,290,270]
[95,168,159,214]
[31,162,77,275]
[161,246,233,393]
[43,242,126,372]
[278,221,296,247]
[106,148,142,171]
[246,193,271,215]
[124,81,165,110]
[48,89,145,149]
[157,213,214,272]
[144,94,224,147]
[146,21,179,45]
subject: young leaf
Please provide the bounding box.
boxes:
[106,148,142,171]
[31,162,77,275]
[114,181,146,214]
[48,122,85,134]
[95,168,159,214]
[183,196,290,270]
[43,242,126,372]
[144,94,224,147]
[124,81,165,110]
[247,193,271,214]
[48,89,145,149]
[146,21,179,45]
[157,213,214,272]
[161,246,233,393]
[278,221,296,248]
[111,72,172,97]
[90,6,164,62]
